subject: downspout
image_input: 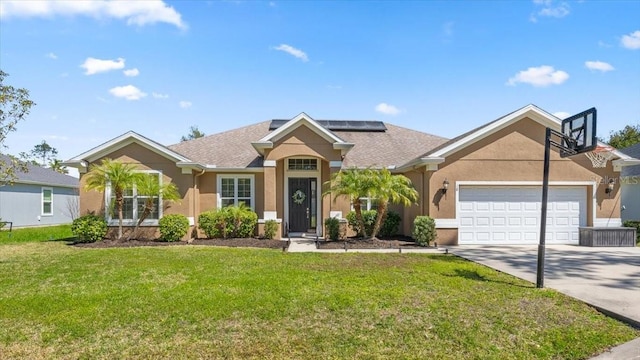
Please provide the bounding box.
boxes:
[192,169,206,238]
[421,169,425,216]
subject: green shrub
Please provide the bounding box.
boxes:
[198,205,258,239]
[159,214,190,242]
[71,214,107,243]
[198,211,220,238]
[346,210,376,237]
[413,216,436,247]
[263,220,278,240]
[622,220,640,244]
[379,210,401,237]
[324,217,340,240]
[346,210,401,237]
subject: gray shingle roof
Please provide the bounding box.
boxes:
[620,143,640,177]
[168,121,449,169]
[0,154,79,188]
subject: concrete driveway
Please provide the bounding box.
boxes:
[449,245,640,328]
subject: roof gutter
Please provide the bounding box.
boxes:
[395,157,445,172]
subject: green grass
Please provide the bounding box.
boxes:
[0,224,74,245]
[0,242,637,359]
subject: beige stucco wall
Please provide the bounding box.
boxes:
[422,118,621,245]
[265,126,342,162]
[79,143,194,240]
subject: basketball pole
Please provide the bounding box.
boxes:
[537,127,552,288]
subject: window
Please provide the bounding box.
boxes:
[218,175,254,208]
[107,171,161,224]
[42,187,53,216]
[288,158,317,170]
[352,197,378,211]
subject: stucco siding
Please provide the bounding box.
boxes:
[428,118,620,221]
[0,184,77,227]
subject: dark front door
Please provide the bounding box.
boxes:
[289,178,312,232]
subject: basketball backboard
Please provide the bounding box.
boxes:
[560,107,597,158]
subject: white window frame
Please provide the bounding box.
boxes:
[41,187,53,216]
[104,170,163,226]
[351,197,377,211]
[217,174,255,210]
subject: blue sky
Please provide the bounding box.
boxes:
[1,0,639,171]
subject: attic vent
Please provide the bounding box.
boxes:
[269,119,386,132]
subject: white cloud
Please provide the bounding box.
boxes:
[585,61,614,72]
[81,57,125,75]
[375,103,401,116]
[109,85,147,100]
[179,100,192,108]
[621,30,640,50]
[552,111,570,119]
[152,92,169,99]
[273,44,309,62]
[530,0,570,22]
[0,0,187,29]
[45,52,57,59]
[506,65,569,87]
[123,68,139,77]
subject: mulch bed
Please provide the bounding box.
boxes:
[73,238,287,249]
[317,237,431,250]
[71,237,431,250]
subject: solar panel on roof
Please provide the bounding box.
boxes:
[269,119,386,132]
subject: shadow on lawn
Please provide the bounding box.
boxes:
[445,268,533,288]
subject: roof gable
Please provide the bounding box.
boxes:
[426,104,560,158]
[252,113,354,155]
[64,131,191,172]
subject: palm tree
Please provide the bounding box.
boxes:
[48,159,69,174]
[128,173,181,240]
[369,168,419,239]
[84,158,139,239]
[322,167,375,238]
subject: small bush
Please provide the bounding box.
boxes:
[159,214,190,242]
[263,220,278,239]
[346,210,377,237]
[198,205,258,239]
[413,216,436,247]
[324,217,340,240]
[623,220,640,244]
[379,210,401,237]
[346,210,401,237]
[71,214,107,243]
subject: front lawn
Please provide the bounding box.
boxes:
[0,242,637,359]
[0,224,73,245]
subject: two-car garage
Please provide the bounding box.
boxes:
[458,186,587,245]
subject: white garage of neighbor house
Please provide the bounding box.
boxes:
[0,155,79,228]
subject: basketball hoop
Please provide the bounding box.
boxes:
[584,145,616,168]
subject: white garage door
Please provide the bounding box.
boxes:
[458,186,587,245]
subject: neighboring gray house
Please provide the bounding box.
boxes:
[0,155,79,228]
[620,143,640,222]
